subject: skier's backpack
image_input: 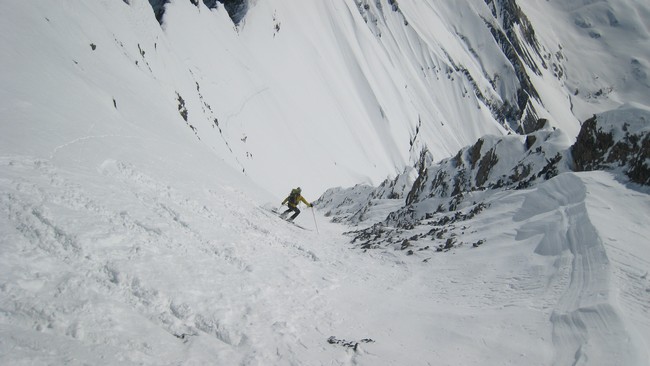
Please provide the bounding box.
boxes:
[288,189,300,206]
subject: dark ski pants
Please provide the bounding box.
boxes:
[281,206,301,221]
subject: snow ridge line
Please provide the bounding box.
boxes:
[515,173,637,365]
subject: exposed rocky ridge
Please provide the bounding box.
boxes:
[405,124,567,206]
[147,0,245,25]
[217,0,249,25]
[316,106,650,254]
[572,107,650,185]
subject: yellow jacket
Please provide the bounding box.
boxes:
[282,193,312,208]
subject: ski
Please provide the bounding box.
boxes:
[266,207,311,230]
[287,221,310,231]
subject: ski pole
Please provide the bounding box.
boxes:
[311,207,319,234]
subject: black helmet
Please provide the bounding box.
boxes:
[296,187,302,193]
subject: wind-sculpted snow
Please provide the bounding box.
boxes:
[516,173,648,365]
[315,168,650,364]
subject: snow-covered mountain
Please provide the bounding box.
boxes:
[1,0,649,365]
[4,0,649,195]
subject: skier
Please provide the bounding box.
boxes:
[280,187,313,221]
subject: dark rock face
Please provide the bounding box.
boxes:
[217,0,248,25]
[406,130,567,207]
[572,116,613,171]
[202,0,219,8]
[475,146,499,187]
[147,0,169,24]
[572,114,650,185]
[482,0,545,133]
[146,0,242,24]
[405,149,431,205]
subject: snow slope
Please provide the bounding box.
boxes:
[520,0,650,121]
[5,0,635,198]
[1,0,650,365]
[3,0,648,197]
[158,0,509,194]
[3,152,649,365]
[515,173,648,365]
